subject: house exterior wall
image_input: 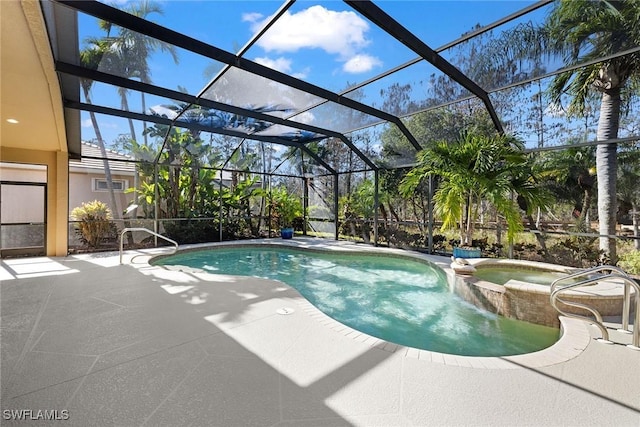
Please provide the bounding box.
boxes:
[68,170,135,218]
[0,147,68,256]
[1,153,138,256]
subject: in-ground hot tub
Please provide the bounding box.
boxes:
[452,259,631,328]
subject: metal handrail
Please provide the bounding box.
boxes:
[550,265,629,289]
[551,265,632,329]
[550,266,639,349]
[119,227,178,264]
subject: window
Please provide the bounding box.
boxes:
[92,178,128,192]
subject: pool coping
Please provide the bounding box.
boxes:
[142,237,594,370]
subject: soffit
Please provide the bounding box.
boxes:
[0,0,66,153]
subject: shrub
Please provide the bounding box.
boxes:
[70,200,114,248]
[164,219,220,244]
[619,250,640,275]
[267,187,303,229]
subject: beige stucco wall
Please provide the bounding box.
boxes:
[0,147,68,256]
[68,171,134,218]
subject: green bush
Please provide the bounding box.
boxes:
[70,200,114,248]
[267,187,302,229]
[619,250,640,275]
[164,219,220,244]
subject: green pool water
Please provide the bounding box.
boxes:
[154,246,559,357]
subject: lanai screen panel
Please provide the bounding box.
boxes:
[491,76,639,150]
[391,99,497,148]
[345,60,475,117]
[76,12,221,97]
[287,100,382,135]
[269,146,336,178]
[268,146,308,177]
[151,125,233,168]
[344,122,419,169]
[307,174,336,236]
[79,113,171,162]
[241,0,420,94]
[310,138,368,174]
[252,124,325,143]
[76,80,185,120]
[438,3,555,93]
[381,0,542,50]
[95,0,284,55]
[439,1,639,95]
[223,139,281,175]
[202,67,325,119]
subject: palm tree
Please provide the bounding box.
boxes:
[80,41,120,219]
[545,0,640,263]
[96,0,178,142]
[400,132,550,248]
[536,144,597,229]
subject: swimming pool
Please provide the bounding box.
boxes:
[153,246,559,357]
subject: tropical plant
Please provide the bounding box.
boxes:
[268,186,303,230]
[400,131,550,249]
[544,0,640,262]
[617,147,640,249]
[95,0,178,142]
[81,0,178,227]
[619,250,640,275]
[339,179,376,243]
[79,41,121,218]
[70,200,115,248]
[535,144,597,228]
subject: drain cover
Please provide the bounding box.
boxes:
[276,307,295,315]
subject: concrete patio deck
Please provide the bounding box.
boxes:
[1,238,638,426]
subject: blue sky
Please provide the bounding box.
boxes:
[79,1,549,149]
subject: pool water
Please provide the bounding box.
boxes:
[473,267,573,286]
[154,247,559,357]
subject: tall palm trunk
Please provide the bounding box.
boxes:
[578,185,593,228]
[596,87,620,263]
[632,201,640,251]
[83,86,120,219]
[119,92,136,245]
[121,93,137,139]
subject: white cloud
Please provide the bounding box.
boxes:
[254,56,309,79]
[254,56,293,73]
[292,69,309,79]
[81,118,118,129]
[251,6,370,59]
[343,54,382,74]
[290,111,315,125]
[242,12,263,23]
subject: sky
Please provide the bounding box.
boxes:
[77,1,551,150]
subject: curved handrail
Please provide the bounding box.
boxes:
[551,265,633,330]
[550,265,629,292]
[119,227,178,264]
[550,276,611,342]
[550,269,639,349]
